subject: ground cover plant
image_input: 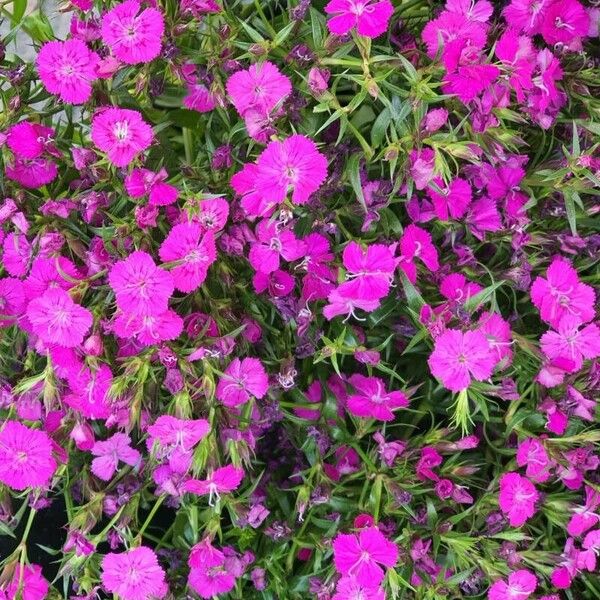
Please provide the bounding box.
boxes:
[0,0,600,598]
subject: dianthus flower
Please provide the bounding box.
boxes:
[498,472,539,527]
[215,357,269,407]
[324,0,394,38]
[183,464,245,505]
[91,432,141,480]
[488,569,537,600]
[347,374,408,421]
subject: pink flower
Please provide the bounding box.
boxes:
[248,220,306,275]
[478,311,513,367]
[101,547,168,600]
[466,196,502,239]
[65,363,113,419]
[91,432,141,480]
[124,168,179,206]
[159,223,217,292]
[109,251,174,316]
[347,374,408,421]
[215,358,269,407]
[333,577,385,600]
[333,527,398,586]
[440,273,483,304]
[101,0,164,64]
[36,39,99,104]
[531,257,595,328]
[540,315,600,373]
[503,0,552,34]
[428,328,496,392]
[6,121,54,159]
[444,63,500,104]
[540,0,589,45]
[6,157,58,188]
[234,135,327,217]
[488,569,537,600]
[184,83,217,112]
[23,256,81,301]
[91,107,153,167]
[516,438,552,483]
[4,564,49,600]
[27,288,93,348]
[188,541,236,599]
[193,198,230,232]
[428,177,472,220]
[324,0,394,38]
[498,472,539,527]
[183,464,245,504]
[495,29,534,102]
[226,61,291,117]
[0,277,26,327]
[2,233,31,277]
[567,486,600,537]
[323,287,381,321]
[0,421,57,490]
[399,224,439,283]
[422,11,488,60]
[113,309,183,346]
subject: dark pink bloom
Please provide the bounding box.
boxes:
[184,83,217,113]
[478,311,513,367]
[2,233,31,277]
[37,39,99,104]
[159,223,217,292]
[428,177,472,220]
[294,381,322,420]
[188,540,236,598]
[101,0,164,64]
[540,0,589,46]
[253,269,295,297]
[113,309,183,346]
[428,328,496,392]
[347,374,408,421]
[0,421,57,490]
[23,256,81,301]
[495,29,534,102]
[567,486,600,537]
[101,547,168,600]
[540,315,600,373]
[65,363,113,419]
[488,569,537,600]
[440,273,482,304]
[6,157,58,188]
[3,564,49,600]
[91,432,141,481]
[323,287,380,321]
[516,438,552,483]
[91,107,153,167]
[531,257,595,328]
[499,472,539,527]
[503,0,552,34]
[444,63,500,104]
[422,11,488,60]
[399,224,439,284]
[333,576,385,600]
[108,251,174,316]
[0,277,26,327]
[193,198,230,232]
[6,121,55,159]
[215,357,268,407]
[183,464,245,504]
[124,168,179,206]
[333,527,398,586]
[324,0,394,38]
[27,288,92,348]
[248,220,306,275]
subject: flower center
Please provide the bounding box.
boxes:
[113,121,130,142]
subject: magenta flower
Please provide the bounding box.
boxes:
[226,61,291,117]
[0,277,26,327]
[333,527,398,586]
[109,251,174,316]
[159,223,217,292]
[183,464,245,504]
[124,168,179,206]
[444,63,500,104]
[6,157,59,189]
[324,0,394,38]
[323,287,381,321]
[428,328,496,392]
[248,220,306,275]
[101,547,168,600]
[184,83,217,113]
[27,288,92,348]
[516,438,552,483]
[499,472,539,527]
[215,357,269,407]
[91,432,141,480]
[347,375,408,421]
[399,224,439,283]
[333,577,385,600]
[91,107,153,167]
[3,564,49,600]
[2,233,32,278]
[65,363,113,419]
[567,486,600,537]
[113,309,183,346]
[23,256,81,301]
[478,311,513,367]
[531,257,595,328]
[6,121,55,159]
[37,39,99,104]
[428,177,472,220]
[540,315,600,373]
[0,421,57,490]
[540,0,589,46]
[503,0,552,34]
[495,29,534,103]
[188,542,236,599]
[101,0,164,64]
[488,569,537,600]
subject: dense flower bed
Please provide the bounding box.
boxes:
[0,0,600,598]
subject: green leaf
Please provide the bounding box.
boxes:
[10,0,27,26]
[371,107,391,148]
[22,10,54,42]
[347,153,367,213]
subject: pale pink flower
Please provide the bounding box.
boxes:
[37,39,99,104]
[226,61,291,117]
[499,472,539,527]
[108,251,174,316]
[0,421,57,490]
[215,357,268,407]
[183,464,244,504]
[101,0,164,64]
[27,288,92,348]
[428,328,496,392]
[159,223,217,293]
[531,257,595,328]
[101,547,168,600]
[91,107,153,167]
[488,569,537,600]
[3,564,49,600]
[347,374,408,421]
[540,315,600,373]
[333,527,398,586]
[91,432,141,480]
[324,0,394,38]
[333,576,385,600]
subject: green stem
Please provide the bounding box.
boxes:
[137,495,166,540]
